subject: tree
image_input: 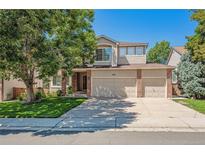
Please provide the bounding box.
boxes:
[0,10,61,103]
[176,52,205,99]
[147,41,171,64]
[79,31,97,67]
[186,10,205,63]
[49,10,97,95]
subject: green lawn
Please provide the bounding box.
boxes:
[174,99,205,114]
[0,97,86,118]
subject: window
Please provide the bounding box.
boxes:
[127,47,135,55]
[96,47,112,61]
[172,70,177,84]
[119,47,126,57]
[96,49,103,61]
[52,75,61,86]
[136,47,144,55]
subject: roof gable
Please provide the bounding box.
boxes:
[97,35,118,44]
[166,46,187,64]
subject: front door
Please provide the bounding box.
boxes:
[83,76,87,90]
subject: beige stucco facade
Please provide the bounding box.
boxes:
[118,55,146,65]
[95,36,147,67]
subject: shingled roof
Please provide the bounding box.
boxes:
[97,35,148,47]
[172,46,187,55]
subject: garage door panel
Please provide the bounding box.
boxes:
[143,78,166,98]
[92,78,137,98]
[92,78,115,97]
[115,78,136,97]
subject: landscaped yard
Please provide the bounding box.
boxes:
[174,99,205,114]
[0,97,86,118]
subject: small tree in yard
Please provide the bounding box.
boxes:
[0,10,61,103]
[147,41,171,64]
[176,52,205,99]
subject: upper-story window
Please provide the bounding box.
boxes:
[136,47,144,55]
[119,47,126,57]
[96,47,112,61]
[127,47,135,55]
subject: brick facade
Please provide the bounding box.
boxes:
[167,69,172,98]
[13,87,26,99]
[72,72,77,93]
[137,69,143,97]
[86,70,91,96]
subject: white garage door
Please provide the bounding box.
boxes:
[143,78,166,98]
[92,78,137,98]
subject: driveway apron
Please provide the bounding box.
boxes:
[57,98,205,130]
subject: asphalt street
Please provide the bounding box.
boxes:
[0,130,205,145]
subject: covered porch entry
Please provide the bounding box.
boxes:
[72,69,91,97]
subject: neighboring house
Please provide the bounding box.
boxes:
[0,71,71,101]
[0,76,44,101]
[167,46,187,95]
[0,35,174,101]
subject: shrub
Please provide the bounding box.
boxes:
[46,92,57,98]
[17,92,27,101]
[56,90,63,97]
[35,91,43,100]
[177,53,205,98]
[67,86,73,95]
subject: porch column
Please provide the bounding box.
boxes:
[167,69,172,98]
[72,72,77,93]
[61,70,67,96]
[87,70,91,97]
[0,79,3,101]
[137,69,143,97]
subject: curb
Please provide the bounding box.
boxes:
[1,126,205,132]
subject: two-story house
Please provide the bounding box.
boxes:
[0,35,174,101]
[71,35,174,98]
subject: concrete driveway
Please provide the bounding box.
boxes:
[57,98,205,131]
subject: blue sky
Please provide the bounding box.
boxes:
[93,10,197,49]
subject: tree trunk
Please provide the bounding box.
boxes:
[61,69,67,96]
[26,84,35,103]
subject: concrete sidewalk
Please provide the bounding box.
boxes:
[1,98,205,132]
[1,116,205,132]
